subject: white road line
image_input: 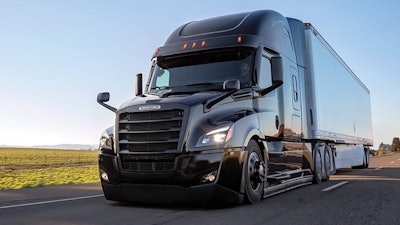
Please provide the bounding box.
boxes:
[322,181,348,192]
[0,194,104,210]
[375,167,382,171]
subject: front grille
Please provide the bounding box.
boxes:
[119,153,176,171]
[118,109,184,152]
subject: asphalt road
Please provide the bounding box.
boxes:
[1,153,399,225]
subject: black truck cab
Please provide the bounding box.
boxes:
[97,10,337,206]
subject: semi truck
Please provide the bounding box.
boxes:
[96,10,373,205]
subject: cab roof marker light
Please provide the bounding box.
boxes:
[201,40,206,47]
[154,48,160,55]
[183,43,188,50]
[305,23,311,27]
[237,36,242,43]
[192,42,197,48]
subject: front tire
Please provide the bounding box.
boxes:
[243,140,265,203]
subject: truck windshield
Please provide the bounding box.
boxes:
[148,48,254,95]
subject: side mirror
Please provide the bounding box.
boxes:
[223,79,240,91]
[253,46,263,85]
[271,56,283,83]
[97,92,116,113]
[135,73,143,96]
[97,92,110,103]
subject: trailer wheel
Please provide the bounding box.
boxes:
[312,144,323,184]
[243,140,265,203]
[322,145,332,181]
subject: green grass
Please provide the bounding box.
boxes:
[0,147,98,167]
[0,147,100,190]
[0,165,99,190]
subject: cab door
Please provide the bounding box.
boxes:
[283,65,304,171]
[254,51,284,174]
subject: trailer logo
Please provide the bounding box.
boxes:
[138,104,162,111]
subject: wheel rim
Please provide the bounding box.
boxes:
[247,152,264,190]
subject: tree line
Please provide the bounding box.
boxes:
[377,137,400,155]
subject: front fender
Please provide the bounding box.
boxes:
[226,114,263,148]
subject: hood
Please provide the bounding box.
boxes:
[118,92,223,111]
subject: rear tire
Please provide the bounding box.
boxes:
[243,140,265,204]
[322,145,332,181]
[312,144,323,184]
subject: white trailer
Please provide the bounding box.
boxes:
[301,23,373,169]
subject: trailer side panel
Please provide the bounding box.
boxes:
[305,27,373,145]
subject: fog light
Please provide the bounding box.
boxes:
[100,169,109,182]
[201,170,217,183]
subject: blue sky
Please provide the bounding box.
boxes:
[1,0,399,148]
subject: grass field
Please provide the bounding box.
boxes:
[0,165,99,190]
[0,147,99,190]
[0,147,98,167]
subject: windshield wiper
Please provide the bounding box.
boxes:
[204,79,241,111]
[185,82,220,87]
[151,86,170,91]
[185,82,223,92]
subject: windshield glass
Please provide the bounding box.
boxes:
[148,48,254,95]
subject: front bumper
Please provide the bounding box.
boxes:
[98,148,246,205]
[101,182,242,206]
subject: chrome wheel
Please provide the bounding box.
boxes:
[244,140,265,203]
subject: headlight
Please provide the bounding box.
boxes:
[99,127,114,154]
[196,124,234,147]
[99,135,113,150]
